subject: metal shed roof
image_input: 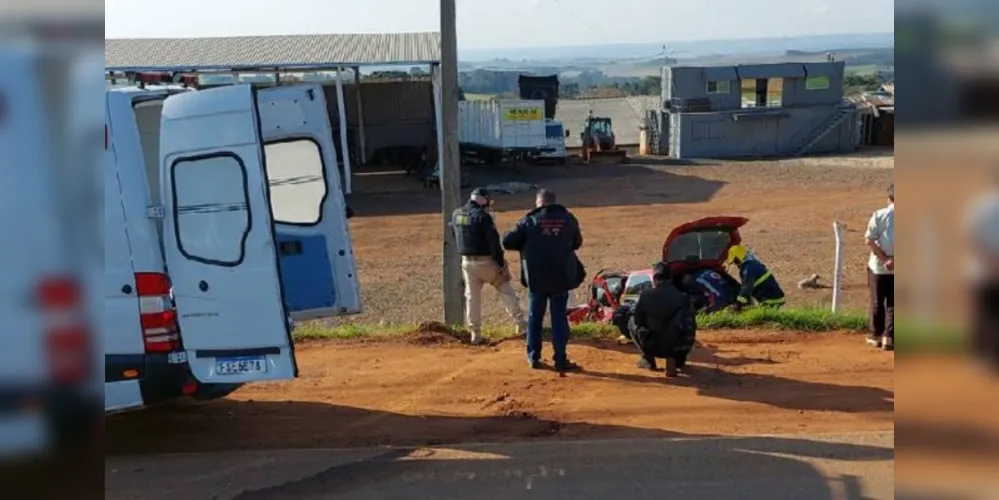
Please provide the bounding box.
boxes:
[105,32,441,71]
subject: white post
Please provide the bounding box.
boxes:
[431,64,444,179]
[353,66,367,165]
[334,67,352,194]
[832,221,846,313]
[919,217,936,324]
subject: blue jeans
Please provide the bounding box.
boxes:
[526,291,570,364]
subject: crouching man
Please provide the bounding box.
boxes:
[628,262,698,377]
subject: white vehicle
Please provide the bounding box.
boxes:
[458,99,549,164]
[1,49,99,460]
[104,83,361,413]
[529,119,569,165]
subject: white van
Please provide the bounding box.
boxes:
[1,48,100,459]
[105,83,361,413]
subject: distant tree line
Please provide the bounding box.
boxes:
[277,66,891,99]
[844,72,893,94]
[458,69,661,98]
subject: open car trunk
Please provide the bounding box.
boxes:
[661,216,748,293]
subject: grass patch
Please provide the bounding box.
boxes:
[894,322,966,354]
[294,311,970,356]
[293,308,867,343]
[697,308,867,332]
[463,93,497,101]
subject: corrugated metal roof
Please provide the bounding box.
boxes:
[105,32,441,71]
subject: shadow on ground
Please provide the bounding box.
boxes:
[105,398,893,500]
[347,162,728,218]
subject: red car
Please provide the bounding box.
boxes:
[568,216,747,325]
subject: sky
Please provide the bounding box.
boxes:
[105,0,894,50]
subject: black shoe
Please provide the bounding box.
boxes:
[528,359,543,369]
[554,360,581,372]
[637,358,658,371]
[866,335,883,348]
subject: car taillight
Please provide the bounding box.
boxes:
[37,276,91,385]
[135,273,180,353]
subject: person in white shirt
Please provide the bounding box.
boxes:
[965,178,999,370]
[865,184,894,351]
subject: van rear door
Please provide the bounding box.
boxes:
[158,85,296,383]
[256,84,362,319]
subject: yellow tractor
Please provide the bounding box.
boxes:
[580,112,627,163]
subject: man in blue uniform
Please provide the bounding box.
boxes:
[452,188,526,345]
[726,245,786,310]
[682,269,738,313]
[503,189,585,372]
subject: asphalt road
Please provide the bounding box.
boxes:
[106,432,894,500]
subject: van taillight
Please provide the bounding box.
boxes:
[37,276,91,385]
[135,273,180,353]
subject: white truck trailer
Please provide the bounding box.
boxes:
[458,99,551,164]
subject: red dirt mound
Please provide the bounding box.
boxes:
[401,321,469,346]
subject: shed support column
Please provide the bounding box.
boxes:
[432,64,444,179]
[353,66,367,165]
[334,67,352,194]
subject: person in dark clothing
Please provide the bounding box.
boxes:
[682,269,737,313]
[726,245,786,311]
[629,262,697,377]
[452,188,526,345]
[502,189,585,371]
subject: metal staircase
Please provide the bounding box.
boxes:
[647,110,662,155]
[791,104,855,156]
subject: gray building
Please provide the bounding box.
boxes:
[656,61,860,159]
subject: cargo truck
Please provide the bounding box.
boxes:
[457,99,551,165]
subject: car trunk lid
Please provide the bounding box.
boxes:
[661,216,749,269]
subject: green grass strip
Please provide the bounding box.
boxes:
[292,307,869,342]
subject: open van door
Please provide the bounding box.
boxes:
[159,85,297,383]
[255,84,362,320]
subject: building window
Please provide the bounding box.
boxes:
[173,154,250,266]
[706,80,731,94]
[741,79,758,108]
[806,76,831,90]
[741,78,785,108]
[766,77,784,107]
[264,139,328,225]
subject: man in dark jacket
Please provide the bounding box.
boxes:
[502,189,584,371]
[629,262,697,377]
[452,188,526,345]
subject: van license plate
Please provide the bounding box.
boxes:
[216,357,267,375]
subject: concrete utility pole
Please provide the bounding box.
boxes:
[440,0,464,325]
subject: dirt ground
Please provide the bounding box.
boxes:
[105,152,896,461]
[343,150,894,326]
[106,330,894,455]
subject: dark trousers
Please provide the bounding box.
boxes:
[972,283,999,366]
[628,317,689,368]
[527,291,570,364]
[867,270,894,340]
